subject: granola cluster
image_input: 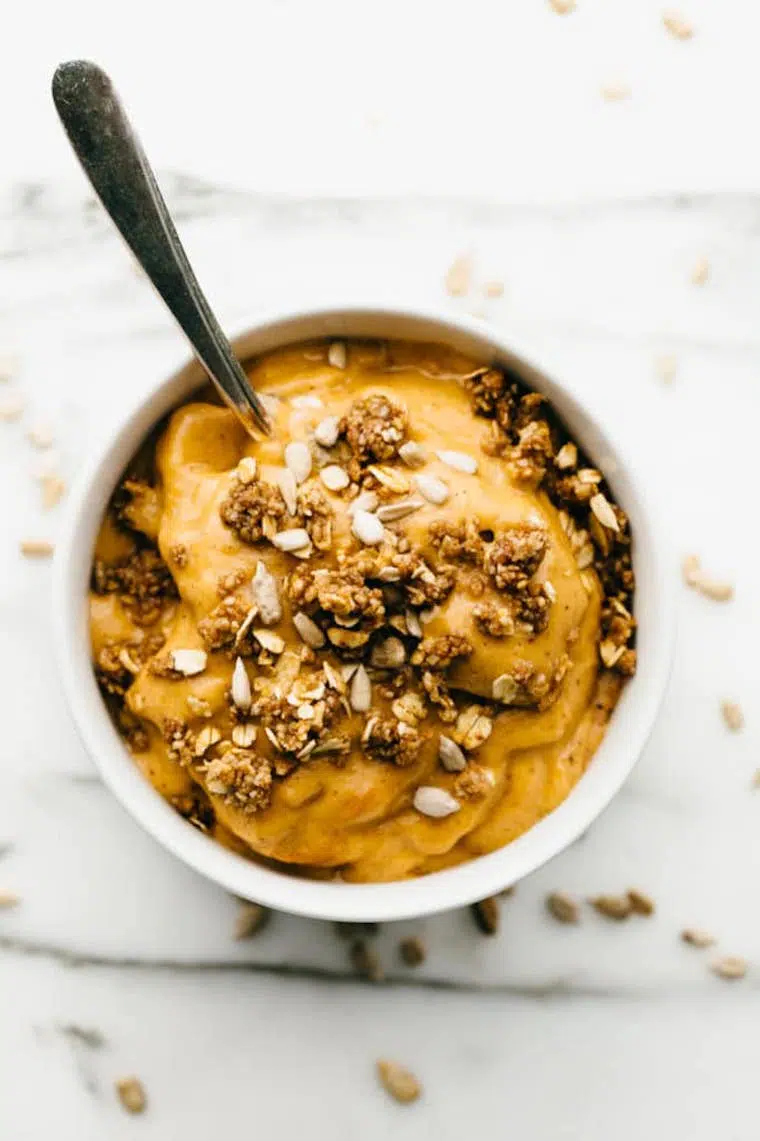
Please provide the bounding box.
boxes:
[340,394,408,464]
[219,473,287,544]
[92,547,176,625]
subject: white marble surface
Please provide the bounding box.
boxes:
[2,183,760,1138]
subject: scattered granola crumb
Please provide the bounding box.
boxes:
[601,82,631,102]
[20,539,54,558]
[40,474,66,509]
[627,889,655,917]
[115,1076,147,1115]
[590,894,632,920]
[711,955,747,981]
[0,394,24,421]
[682,554,734,601]
[233,900,271,940]
[655,354,677,384]
[483,280,504,298]
[546,891,580,924]
[445,254,473,297]
[549,0,576,11]
[0,890,20,908]
[376,1059,422,1104]
[691,256,710,286]
[399,935,426,967]
[27,423,54,449]
[471,896,500,935]
[720,700,744,732]
[350,939,384,982]
[681,927,716,949]
[663,11,694,40]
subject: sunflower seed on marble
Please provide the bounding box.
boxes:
[681,928,716,948]
[314,415,341,448]
[590,493,619,532]
[413,786,460,818]
[399,441,427,468]
[116,1077,147,1115]
[275,467,298,515]
[435,449,478,474]
[377,497,425,523]
[253,629,285,654]
[414,473,449,505]
[252,561,282,625]
[320,464,350,492]
[370,636,406,669]
[347,490,379,515]
[231,656,252,709]
[352,509,385,546]
[438,735,466,772]
[231,723,257,748]
[711,955,747,981]
[285,441,312,485]
[721,700,744,732]
[349,664,372,712]
[546,891,580,924]
[170,649,208,676]
[327,341,347,369]
[492,674,519,704]
[293,611,325,648]
[376,1060,422,1104]
[272,528,311,552]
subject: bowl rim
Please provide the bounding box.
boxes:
[52,302,675,922]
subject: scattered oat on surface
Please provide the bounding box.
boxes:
[40,474,66,509]
[483,280,504,298]
[471,896,500,935]
[546,891,580,924]
[0,394,24,421]
[0,890,20,909]
[682,554,734,601]
[601,82,631,102]
[663,11,694,40]
[233,900,271,940]
[0,354,18,382]
[116,1077,147,1115]
[350,939,384,982]
[444,254,473,297]
[655,354,677,384]
[399,936,426,967]
[752,769,760,790]
[691,256,710,286]
[720,700,744,732]
[376,1059,422,1104]
[20,539,54,558]
[711,955,747,981]
[27,423,54,449]
[627,889,655,917]
[549,0,576,12]
[681,927,716,949]
[591,894,632,920]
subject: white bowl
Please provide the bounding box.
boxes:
[53,304,674,922]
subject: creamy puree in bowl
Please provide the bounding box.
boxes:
[89,339,635,882]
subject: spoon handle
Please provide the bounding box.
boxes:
[51,60,271,437]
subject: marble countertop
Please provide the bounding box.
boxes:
[2,181,759,1139]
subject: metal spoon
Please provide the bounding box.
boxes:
[51,60,271,437]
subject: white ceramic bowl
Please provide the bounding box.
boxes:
[53,304,674,922]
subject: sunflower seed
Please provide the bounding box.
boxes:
[445,253,472,297]
[590,894,632,920]
[655,354,678,384]
[116,1077,146,1115]
[292,611,325,649]
[234,900,270,939]
[313,415,340,448]
[231,656,252,709]
[231,723,257,748]
[399,441,427,467]
[368,465,410,493]
[285,441,312,485]
[236,456,258,483]
[405,608,423,638]
[413,786,460,818]
[254,629,285,654]
[276,468,298,515]
[600,640,625,668]
[438,735,466,772]
[590,493,619,532]
[414,473,449,505]
[352,509,385,546]
[554,442,577,469]
[376,1060,421,1104]
[370,636,406,669]
[435,449,478,474]
[492,674,518,704]
[681,928,715,948]
[272,528,311,552]
[601,81,631,102]
[27,423,54,449]
[711,955,747,981]
[349,664,372,712]
[251,561,282,625]
[546,891,580,924]
[627,889,655,916]
[347,490,379,515]
[549,0,576,12]
[327,341,347,369]
[691,256,709,285]
[663,10,694,39]
[170,648,207,676]
[291,394,323,409]
[20,539,54,557]
[320,464,350,492]
[194,726,221,756]
[377,497,424,523]
[721,700,744,731]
